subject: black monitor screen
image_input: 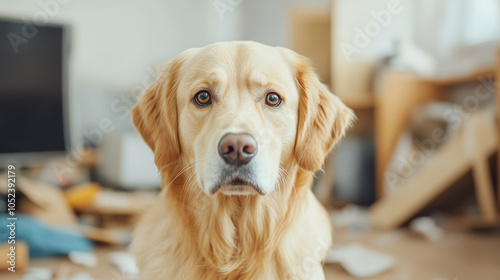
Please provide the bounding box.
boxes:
[0,19,67,154]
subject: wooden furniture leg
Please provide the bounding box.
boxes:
[497,49,500,214]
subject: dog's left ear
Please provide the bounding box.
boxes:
[132,53,188,171]
[279,48,355,172]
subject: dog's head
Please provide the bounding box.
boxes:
[132,42,353,196]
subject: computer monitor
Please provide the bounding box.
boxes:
[0,17,71,166]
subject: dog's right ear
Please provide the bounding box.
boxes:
[132,55,187,171]
[278,47,355,172]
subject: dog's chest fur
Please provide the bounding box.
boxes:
[131,181,331,280]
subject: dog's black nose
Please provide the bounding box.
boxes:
[218,133,258,166]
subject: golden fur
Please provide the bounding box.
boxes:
[131,41,354,280]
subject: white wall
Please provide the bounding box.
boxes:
[240,0,328,46]
[1,0,240,89]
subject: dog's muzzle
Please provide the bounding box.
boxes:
[210,133,264,195]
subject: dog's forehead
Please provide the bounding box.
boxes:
[183,42,292,80]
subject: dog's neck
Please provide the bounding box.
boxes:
[162,162,313,279]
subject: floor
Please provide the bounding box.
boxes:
[324,227,500,280]
[1,227,499,280]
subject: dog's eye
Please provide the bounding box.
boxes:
[194,90,212,107]
[265,92,282,107]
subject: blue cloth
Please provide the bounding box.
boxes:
[0,214,93,258]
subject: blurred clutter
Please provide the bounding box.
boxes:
[0,168,152,279]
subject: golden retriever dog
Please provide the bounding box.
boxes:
[131,41,354,280]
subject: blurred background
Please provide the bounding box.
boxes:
[0,0,499,279]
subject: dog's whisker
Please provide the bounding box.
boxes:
[182,171,199,211]
[182,173,198,211]
[278,167,288,187]
[181,160,203,207]
[166,161,197,189]
[276,168,284,191]
[277,169,286,192]
[278,166,297,197]
[181,158,208,212]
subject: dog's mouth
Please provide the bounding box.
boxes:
[210,176,264,195]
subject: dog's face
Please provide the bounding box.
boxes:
[132,42,353,196]
[176,43,299,195]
